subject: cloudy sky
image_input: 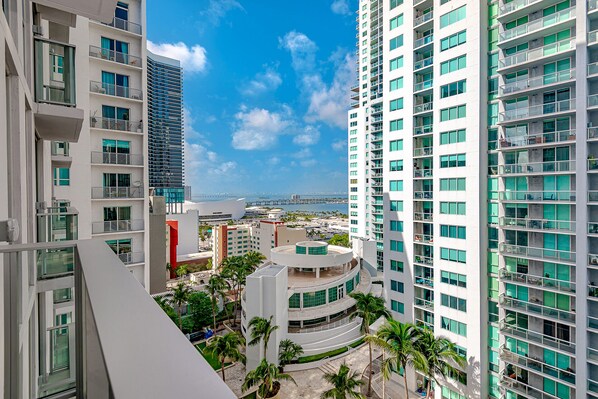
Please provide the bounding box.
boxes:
[147,0,357,196]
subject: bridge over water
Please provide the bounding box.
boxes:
[246,197,348,207]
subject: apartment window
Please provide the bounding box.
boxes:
[441,294,467,312]
[103,173,131,188]
[350,113,357,119]
[390,240,404,252]
[441,316,467,337]
[390,98,404,111]
[389,77,404,91]
[390,0,403,10]
[391,300,405,314]
[115,1,129,21]
[390,56,404,71]
[390,260,404,272]
[440,154,466,168]
[350,162,357,168]
[101,71,129,96]
[440,178,466,191]
[390,35,404,50]
[390,119,403,131]
[101,36,129,57]
[440,225,466,239]
[350,154,358,160]
[101,104,130,125]
[349,138,357,144]
[103,206,131,223]
[440,30,466,51]
[440,247,467,263]
[390,200,403,211]
[441,271,467,287]
[391,280,404,293]
[390,220,403,232]
[389,160,404,171]
[389,180,403,191]
[440,80,466,98]
[440,129,466,144]
[53,168,70,186]
[350,146,357,151]
[390,139,403,151]
[440,5,466,28]
[302,290,326,308]
[106,238,132,257]
[442,387,466,399]
[440,202,466,215]
[390,14,404,30]
[440,105,466,121]
[350,129,357,135]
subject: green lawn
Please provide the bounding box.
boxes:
[195,342,231,370]
[295,338,364,364]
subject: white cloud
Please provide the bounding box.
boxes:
[232,107,292,150]
[293,125,320,146]
[331,0,351,15]
[240,67,282,96]
[300,159,317,167]
[147,41,207,73]
[268,157,281,166]
[332,140,347,151]
[201,0,244,26]
[279,31,318,72]
[293,148,312,159]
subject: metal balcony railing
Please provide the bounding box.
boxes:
[499,294,575,323]
[414,124,433,135]
[414,102,433,114]
[499,243,576,263]
[51,141,70,157]
[498,130,575,148]
[117,251,145,265]
[414,169,433,178]
[34,38,76,106]
[414,34,433,49]
[498,69,575,96]
[91,186,144,199]
[102,16,142,34]
[414,212,433,222]
[500,346,575,384]
[499,320,575,354]
[89,45,143,67]
[89,80,143,100]
[414,191,433,200]
[498,160,575,175]
[414,234,433,244]
[90,116,143,132]
[414,11,433,26]
[498,268,576,292]
[499,216,575,233]
[414,56,433,71]
[498,190,576,202]
[499,39,575,69]
[414,80,433,92]
[413,147,433,157]
[92,219,144,234]
[414,255,433,266]
[499,99,574,122]
[498,0,542,16]
[37,206,79,242]
[499,7,574,42]
[91,151,144,166]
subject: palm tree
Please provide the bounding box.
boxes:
[412,329,466,399]
[349,292,391,397]
[248,316,279,357]
[278,339,304,368]
[321,363,365,399]
[206,274,229,329]
[221,256,252,325]
[204,332,246,382]
[170,282,192,331]
[242,359,296,398]
[365,320,426,399]
[244,251,266,269]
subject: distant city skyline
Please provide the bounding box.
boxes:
[146,0,357,194]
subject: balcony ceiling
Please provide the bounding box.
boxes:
[33,0,118,23]
[34,103,83,142]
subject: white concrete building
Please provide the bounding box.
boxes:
[349,0,595,398]
[241,242,372,370]
[183,197,246,222]
[251,220,307,259]
[0,0,234,397]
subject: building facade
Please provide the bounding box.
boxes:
[148,50,184,212]
[348,0,594,397]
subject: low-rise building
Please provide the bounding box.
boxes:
[212,224,252,267]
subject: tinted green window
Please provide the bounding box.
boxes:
[440,55,467,75]
[389,139,403,151]
[346,278,355,294]
[390,240,404,252]
[390,56,404,71]
[440,154,466,168]
[390,14,403,30]
[441,316,467,336]
[441,270,467,287]
[390,119,404,131]
[390,0,403,10]
[440,178,466,191]
[390,98,404,111]
[440,5,466,28]
[328,287,338,303]
[441,294,467,312]
[53,168,70,186]
[390,220,403,231]
[389,180,403,191]
[391,300,404,313]
[289,293,300,308]
[440,224,467,239]
[440,129,466,144]
[440,105,466,121]
[391,280,404,293]
[440,80,466,98]
[390,35,404,50]
[302,290,326,308]
[440,30,467,51]
[440,202,466,215]
[390,77,404,91]
[390,200,403,211]
[389,160,404,171]
[390,260,404,272]
[440,247,467,263]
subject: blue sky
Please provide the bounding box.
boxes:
[147,0,357,195]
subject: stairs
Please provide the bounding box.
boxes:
[318,361,339,376]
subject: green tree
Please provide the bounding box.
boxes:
[321,363,365,399]
[365,320,426,399]
[204,332,246,382]
[170,283,192,331]
[349,292,391,397]
[248,316,279,356]
[328,233,350,248]
[413,329,466,399]
[242,359,296,398]
[278,339,304,368]
[206,274,229,329]
[175,263,189,278]
[244,251,266,269]
[187,291,212,331]
[154,296,178,324]
[221,256,255,326]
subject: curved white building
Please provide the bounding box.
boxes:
[182,198,246,221]
[242,241,372,370]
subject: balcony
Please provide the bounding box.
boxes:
[90,116,143,133]
[499,295,576,324]
[499,99,575,123]
[499,268,576,292]
[414,80,433,93]
[499,38,575,71]
[500,347,575,384]
[413,102,433,114]
[414,255,433,266]
[91,186,144,199]
[591,29,598,46]
[414,34,433,49]
[414,56,433,71]
[101,16,142,35]
[589,191,598,203]
[414,169,433,178]
[498,69,575,97]
[589,159,598,172]
[414,191,433,200]
[499,216,575,233]
[89,81,143,100]
[499,243,576,264]
[91,151,144,166]
[89,45,143,68]
[498,190,576,202]
[414,234,433,244]
[414,297,434,310]
[414,275,433,288]
[498,130,575,149]
[92,219,144,235]
[37,206,78,242]
[497,0,543,17]
[413,124,433,136]
[498,7,575,45]
[500,373,564,399]
[2,240,235,398]
[414,11,433,27]
[414,212,433,222]
[413,146,433,157]
[33,38,83,142]
[51,141,72,166]
[498,160,575,175]
[117,251,145,265]
[499,320,575,354]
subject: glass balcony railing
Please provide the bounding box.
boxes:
[414,56,433,71]
[590,0,598,12]
[499,38,575,69]
[413,146,433,157]
[102,16,142,35]
[414,234,433,244]
[499,216,575,232]
[499,7,574,42]
[414,80,433,92]
[91,151,144,166]
[414,212,433,222]
[414,297,434,309]
[499,243,576,263]
[414,191,433,200]
[414,11,433,26]
[414,255,434,266]
[34,39,76,106]
[500,347,575,384]
[589,159,598,172]
[89,45,142,67]
[91,219,144,234]
[499,99,575,122]
[498,130,575,148]
[414,275,433,288]
[498,190,576,202]
[90,116,143,132]
[500,373,563,399]
[414,34,433,48]
[590,30,598,45]
[37,206,78,243]
[91,186,144,199]
[414,124,433,135]
[589,61,598,76]
[498,0,543,16]
[414,169,433,178]
[589,223,598,234]
[498,69,575,96]
[414,102,433,114]
[89,81,143,100]
[499,294,576,323]
[498,160,575,175]
[499,268,576,292]
[499,320,575,354]
[116,251,145,265]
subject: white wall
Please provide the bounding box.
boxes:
[167,210,199,255]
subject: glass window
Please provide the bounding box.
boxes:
[440,5,466,28]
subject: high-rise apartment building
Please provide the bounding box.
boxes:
[348,0,593,397]
[148,50,184,212]
[0,0,235,397]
